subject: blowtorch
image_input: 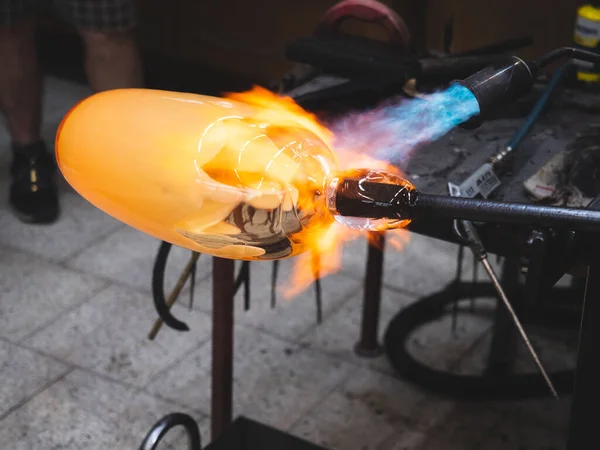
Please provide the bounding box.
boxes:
[453,46,600,128]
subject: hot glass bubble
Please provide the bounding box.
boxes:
[55,88,339,260]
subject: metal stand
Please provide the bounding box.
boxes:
[566,263,600,450]
[354,231,385,357]
[211,257,235,441]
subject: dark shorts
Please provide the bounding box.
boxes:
[0,0,137,31]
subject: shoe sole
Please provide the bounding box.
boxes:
[10,206,60,225]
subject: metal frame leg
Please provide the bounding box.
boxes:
[355,231,385,358]
[211,257,235,441]
[566,263,600,450]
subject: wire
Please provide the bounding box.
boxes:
[532,47,600,70]
[505,62,573,152]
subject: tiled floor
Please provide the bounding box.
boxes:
[0,76,579,449]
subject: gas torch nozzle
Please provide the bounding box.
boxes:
[452,46,600,129]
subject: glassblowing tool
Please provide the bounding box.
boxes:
[449,62,573,199]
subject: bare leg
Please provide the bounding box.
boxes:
[79,28,143,92]
[0,19,42,145]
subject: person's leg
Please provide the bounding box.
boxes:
[0,18,42,146]
[80,28,143,92]
[61,0,143,92]
[0,2,59,224]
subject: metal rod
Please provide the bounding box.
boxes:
[567,264,600,449]
[481,256,558,399]
[451,244,464,333]
[334,180,600,231]
[271,261,279,309]
[354,231,385,358]
[533,46,600,69]
[211,257,235,441]
[312,251,323,324]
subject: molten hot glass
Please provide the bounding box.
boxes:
[55,88,413,261]
[56,88,341,260]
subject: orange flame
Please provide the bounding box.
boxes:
[225,86,410,297]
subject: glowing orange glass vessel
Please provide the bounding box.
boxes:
[56,88,340,260]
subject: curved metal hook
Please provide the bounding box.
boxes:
[152,241,191,332]
[152,241,252,333]
[139,412,201,450]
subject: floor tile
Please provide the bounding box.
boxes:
[147,326,354,431]
[495,396,572,437]
[0,248,106,341]
[339,231,411,280]
[337,234,370,277]
[227,259,361,341]
[456,324,576,435]
[0,190,124,263]
[0,369,203,450]
[290,368,433,450]
[301,287,415,373]
[382,233,473,297]
[455,319,577,379]
[0,340,70,418]
[379,400,506,450]
[381,430,454,450]
[66,226,213,293]
[403,302,494,373]
[416,399,508,443]
[475,414,567,450]
[24,284,212,386]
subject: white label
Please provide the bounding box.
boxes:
[457,163,501,198]
[447,182,462,197]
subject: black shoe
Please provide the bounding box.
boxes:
[9,141,60,224]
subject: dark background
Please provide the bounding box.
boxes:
[36,0,588,93]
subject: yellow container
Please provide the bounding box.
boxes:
[574,4,600,82]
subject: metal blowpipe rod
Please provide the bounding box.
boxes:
[333,179,600,231]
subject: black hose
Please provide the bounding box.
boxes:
[152,241,189,331]
[151,241,251,332]
[532,46,600,70]
[383,282,577,401]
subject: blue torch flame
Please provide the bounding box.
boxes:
[330,84,480,166]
